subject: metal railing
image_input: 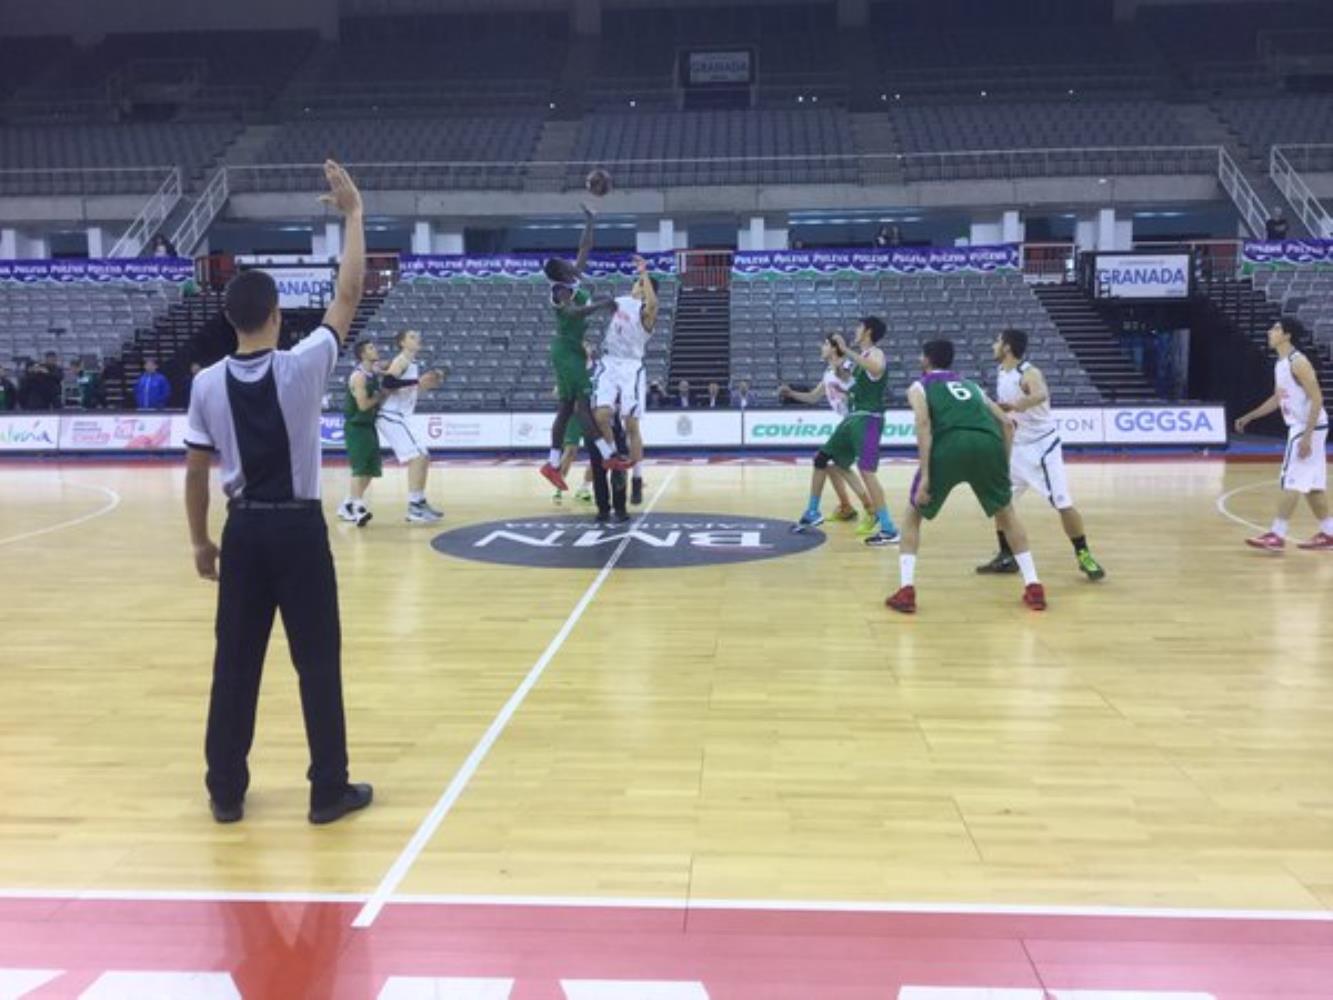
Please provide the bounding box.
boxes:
[108,168,182,258]
[0,165,178,198]
[1271,146,1333,239]
[1218,146,1269,239]
[170,166,230,256]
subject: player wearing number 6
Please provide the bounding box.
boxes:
[887,339,1046,614]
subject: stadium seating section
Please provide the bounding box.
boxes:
[0,283,180,370]
[1253,271,1333,354]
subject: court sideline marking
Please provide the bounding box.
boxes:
[0,482,120,548]
[1215,479,1270,533]
[352,468,681,928]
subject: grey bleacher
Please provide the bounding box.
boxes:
[326,276,678,413]
[1252,270,1333,353]
[567,109,856,188]
[0,283,180,370]
[892,99,1189,153]
[731,271,1101,408]
[1216,96,1333,157]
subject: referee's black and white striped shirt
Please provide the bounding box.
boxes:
[185,327,338,501]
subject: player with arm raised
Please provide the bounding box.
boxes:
[595,254,657,505]
[887,338,1046,615]
[975,328,1105,579]
[376,329,446,523]
[539,205,632,494]
[780,335,876,532]
[1236,317,1332,551]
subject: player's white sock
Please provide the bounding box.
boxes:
[548,448,561,466]
[596,439,615,460]
[899,554,916,587]
[1014,551,1039,586]
[1320,518,1333,536]
[1272,518,1290,538]
[408,491,425,504]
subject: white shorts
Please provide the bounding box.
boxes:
[594,359,647,419]
[1011,434,1073,510]
[377,412,428,464]
[1280,424,1329,493]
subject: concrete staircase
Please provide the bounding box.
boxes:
[524,120,581,193]
[668,288,731,387]
[850,111,901,184]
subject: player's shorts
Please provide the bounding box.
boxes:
[344,421,382,479]
[1280,423,1329,493]
[822,413,883,473]
[376,412,428,464]
[1011,432,1072,509]
[914,428,1012,521]
[551,343,592,402]
[594,358,647,418]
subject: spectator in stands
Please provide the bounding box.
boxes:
[647,380,666,408]
[674,379,693,408]
[873,224,902,248]
[733,380,753,410]
[1266,208,1288,241]
[0,366,17,412]
[74,362,104,410]
[19,354,62,411]
[705,382,729,409]
[134,358,172,411]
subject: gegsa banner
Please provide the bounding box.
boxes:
[732,245,1020,278]
[401,252,677,282]
[0,258,193,284]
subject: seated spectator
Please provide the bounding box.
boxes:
[0,365,17,411]
[674,378,693,408]
[647,380,666,409]
[133,358,172,411]
[705,382,729,409]
[732,380,754,410]
[74,362,104,409]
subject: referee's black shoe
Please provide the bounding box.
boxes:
[309,783,374,825]
[210,799,244,824]
[630,476,644,505]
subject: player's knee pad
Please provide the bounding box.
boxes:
[813,451,832,470]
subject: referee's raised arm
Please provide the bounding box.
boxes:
[183,160,373,827]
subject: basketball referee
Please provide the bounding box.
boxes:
[184,161,372,825]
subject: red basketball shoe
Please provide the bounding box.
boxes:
[885,586,916,614]
[540,463,569,493]
[1023,583,1047,611]
[1245,531,1286,552]
[1297,532,1333,551]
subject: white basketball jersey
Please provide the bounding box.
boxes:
[996,361,1056,445]
[1275,351,1326,429]
[603,295,650,362]
[823,363,854,418]
[380,358,419,417]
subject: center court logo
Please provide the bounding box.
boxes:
[430,512,824,569]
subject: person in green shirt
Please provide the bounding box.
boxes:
[538,204,632,493]
[337,338,391,528]
[887,338,1045,614]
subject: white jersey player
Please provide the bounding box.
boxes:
[977,328,1106,580]
[377,329,445,523]
[593,255,659,505]
[778,336,874,531]
[1236,318,1332,552]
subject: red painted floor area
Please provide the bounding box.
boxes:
[5,897,1333,998]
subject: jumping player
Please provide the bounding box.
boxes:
[377,329,445,523]
[779,336,876,533]
[539,204,631,493]
[594,255,658,505]
[975,328,1106,579]
[337,338,390,527]
[887,339,1046,614]
[791,317,899,546]
[1236,317,1332,551]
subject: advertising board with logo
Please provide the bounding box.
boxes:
[0,415,61,452]
[640,410,743,447]
[1102,406,1226,445]
[418,413,511,449]
[1092,252,1191,300]
[58,414,180,451]
[745,407,1146,447]
[686,49,754,85]
[320,413,346,449]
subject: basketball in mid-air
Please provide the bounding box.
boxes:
[585,168,613,197]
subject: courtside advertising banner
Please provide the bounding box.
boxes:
[1093,253,1191,300]
[58,414,178,451]
[640,410,744,447]
[1102,406,1226,445]
[416,413,511,449]
[0,415,60,451]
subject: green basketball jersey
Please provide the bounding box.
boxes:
[847,353,888,414]
[553,286,591,350]
[344,369,380,428]
[922,375,1001,441]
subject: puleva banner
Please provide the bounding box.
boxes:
[0,258,193,284]
[400,252,677,281]
[732,245,1020,278]
[1241,239,1333,271]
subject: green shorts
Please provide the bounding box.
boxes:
[821,413,884,472]
[914,429,1011,521]
[345,421,382,479]
[552,343,592,402]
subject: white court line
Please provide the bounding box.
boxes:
[0,482,120,547]
[351,469,681,929]
[1215,480,1271,533]
[2,886,1332,923]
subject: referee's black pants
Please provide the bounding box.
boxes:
[588,417,629,517]
[205,505,349,810]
